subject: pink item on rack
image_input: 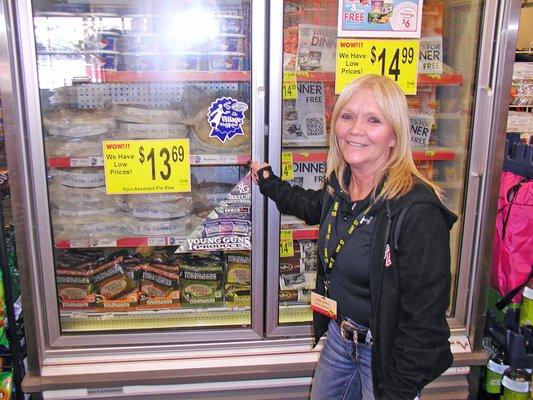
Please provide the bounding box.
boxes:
[490,171,533,303]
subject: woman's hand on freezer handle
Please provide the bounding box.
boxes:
[248,161,271,184]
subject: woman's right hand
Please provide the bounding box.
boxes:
[248,161,271,184]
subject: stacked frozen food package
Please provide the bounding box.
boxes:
[34,0,254,331]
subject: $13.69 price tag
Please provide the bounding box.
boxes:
[280,230,294,258]
[336,39,419,95]
[103,139,191,194]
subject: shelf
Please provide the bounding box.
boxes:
[283,71,335,82]
[282,71,463,86]
[291,228,318,241]
[284,148,456,162]
[435,180,463,190]
[279,304,312,324]
[412,147,456,160]
[417,74,463,85]
[55,236,251,250]
[89,70,250,83]
[48,153,251,168]
[60,307,251,332]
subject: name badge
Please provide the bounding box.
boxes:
[311,292,337,319]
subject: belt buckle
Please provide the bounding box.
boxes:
[339,320,367,344]
[339,320,357,343]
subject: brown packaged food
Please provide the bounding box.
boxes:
[138,263,180,308]
[92,258,136,300]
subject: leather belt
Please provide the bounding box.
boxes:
[338,320,373,345]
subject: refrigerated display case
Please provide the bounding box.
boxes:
[265,0,517,341]
[0,0,523,398]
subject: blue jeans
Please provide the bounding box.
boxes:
[310,319,374,400]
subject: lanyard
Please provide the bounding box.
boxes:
[323,200,373,295]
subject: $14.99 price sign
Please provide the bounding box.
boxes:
[103,139,191,194]
[336,39,419,95]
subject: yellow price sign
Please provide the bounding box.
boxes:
[103,139,191,194]
[282,71,297,100]
[280,230,294,258]
[281,152,294,181]
[336,39,419,95]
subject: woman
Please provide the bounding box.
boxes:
[250,74,456,400]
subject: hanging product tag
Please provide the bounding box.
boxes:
[311,291,337,319]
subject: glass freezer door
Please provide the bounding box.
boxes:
[30,0,262,335]
[267,0,485,336]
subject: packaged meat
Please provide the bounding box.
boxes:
[115,121,189,139]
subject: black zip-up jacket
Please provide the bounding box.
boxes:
[258,168,457,400]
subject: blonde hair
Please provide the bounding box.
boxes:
[325,74,443,201]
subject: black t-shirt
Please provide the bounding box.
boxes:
[317,191,374,329]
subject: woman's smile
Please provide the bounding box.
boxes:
[334,88,396,174]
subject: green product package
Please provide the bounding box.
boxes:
[500,388,530,400]
[519,286,533,327]
[485,355,508,394]
[0,370,12,399]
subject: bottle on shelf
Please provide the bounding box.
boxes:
[519,279,532,328]
[500,367,531,400]
[484,351,509,399]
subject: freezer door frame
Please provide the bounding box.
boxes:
[0,0,268,361]
[459,0,522,349]
[265,0,522,342]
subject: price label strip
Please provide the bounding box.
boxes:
[336,39,419,95]
[282,71,297,100]
[279,230,295,258]
[281,152,294,181]
[103,139,191,194]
